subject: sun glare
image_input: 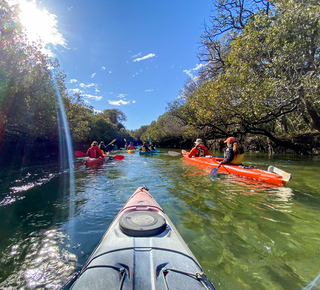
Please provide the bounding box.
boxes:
[10,0,66,56]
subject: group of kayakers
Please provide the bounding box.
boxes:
[86,136,242,164]
[187,137,244,166]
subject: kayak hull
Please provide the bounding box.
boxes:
[69,186,215,289]
[85,153,109,166]
[128,149,135,154]
[182,150,287,186]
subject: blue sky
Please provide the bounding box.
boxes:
[13,0,213,130]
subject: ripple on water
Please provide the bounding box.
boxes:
[0,228,77,289]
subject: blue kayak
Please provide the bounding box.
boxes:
[139,150,160,155]
[67,186,215,289]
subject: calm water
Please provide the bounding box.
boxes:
[0,150,320,289]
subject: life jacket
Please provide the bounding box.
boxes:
[88,147,98,158]
[197,145,206,157]
[230,154,244,165]
[230,144,244,165]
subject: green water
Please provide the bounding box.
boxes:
[0,151,319,289]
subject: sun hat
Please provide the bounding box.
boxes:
[224,137,236,144]
[194,138,203,145]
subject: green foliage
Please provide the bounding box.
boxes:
[0,0,132,151]
[165,0,320,153]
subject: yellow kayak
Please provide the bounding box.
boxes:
[128,149,135,154]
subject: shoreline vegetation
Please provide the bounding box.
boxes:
[1,0,319,169]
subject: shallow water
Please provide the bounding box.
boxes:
[0,150,319,289]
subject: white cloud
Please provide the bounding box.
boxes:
[183,63,206,77]
[101,66,106,70]
[133,53,156,62]
[132,69,143,77]
[117,94,128,99]
[145,89,153,92]
[108,99,131,106]
[132,52,142,58]
[69,79,78,83]
[91,73,96,78]
[83,94,102,101]
[93,109,102,114]
[79,83,96,88]
[69,88,83,93]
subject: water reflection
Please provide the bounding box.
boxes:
[0,152,320,289]
[0,228,76,289]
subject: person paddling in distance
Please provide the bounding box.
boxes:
[86,141,105,159]
[217,137,244,168]
[188,138,211,158]
[99,141,107,154]
[128,142,135,150]
[141,142,151,152]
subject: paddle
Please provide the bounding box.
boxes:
[268,165,292,182]
[74,151,124,160]
[210,164,221,177]
[106,138,117,147]
[168,151,181,156]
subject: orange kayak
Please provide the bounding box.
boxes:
[181,150,291,186]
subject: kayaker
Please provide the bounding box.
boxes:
[128,142,135,150]
[86,141,105,158]
[188,138,211,157]
[219,137,244,166]
[99,141,107,153]
[141,142,150,152]
[149,143,156,150]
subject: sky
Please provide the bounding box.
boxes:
[11,0,213,130]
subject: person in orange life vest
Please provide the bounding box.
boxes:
[128,142,135,150]
[218,137,244,168]
[188,138,211,157]
[86,141,105,158]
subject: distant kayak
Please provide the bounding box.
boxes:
[128,149,135,154]
[67,186,216,289]
[139,150,160,155]
[182,150,292,186]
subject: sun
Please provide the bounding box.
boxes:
[10,0,66,55]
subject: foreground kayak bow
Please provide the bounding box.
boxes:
[67,186,215,289]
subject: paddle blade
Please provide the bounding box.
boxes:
[114,155,124,160]
[210,168,218,177]
[107,139,117,146]
[168,151,181,156]
[75,151,85,157]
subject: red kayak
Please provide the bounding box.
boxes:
[85,153,109,166]
[68,186,215,289]
[182,150,291,186]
